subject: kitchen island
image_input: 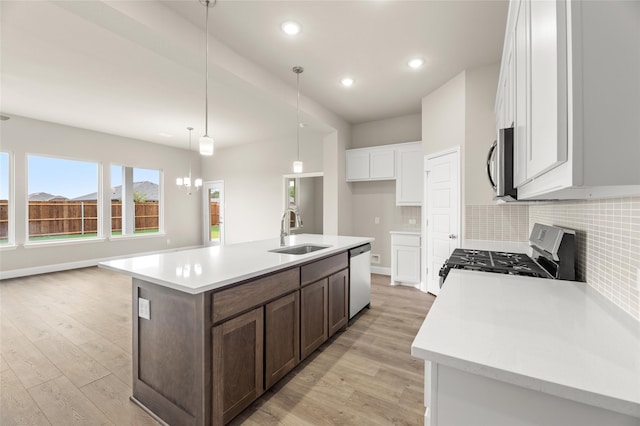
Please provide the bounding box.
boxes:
[411,269,640,426]
[100,234,373,426]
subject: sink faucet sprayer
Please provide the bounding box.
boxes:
[280,208,303,246]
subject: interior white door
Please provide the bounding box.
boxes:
[203,180,224,247]
[425,149,460,296]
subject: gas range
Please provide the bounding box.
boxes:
[439,224,577,286]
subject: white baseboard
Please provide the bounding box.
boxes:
[0,245,203,280]
[371,266,391,276]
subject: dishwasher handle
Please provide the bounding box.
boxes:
[349,243,371,258]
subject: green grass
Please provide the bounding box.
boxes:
[29,229,159,241]
[210,225,220,240]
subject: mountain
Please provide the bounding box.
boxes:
[73,181,159,201]
[28,192,68,201]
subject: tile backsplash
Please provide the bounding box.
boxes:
[465,204,529,242]
[529,197,640,321]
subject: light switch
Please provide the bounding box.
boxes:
[138,298,150,320]
[408,219,417,225]
[374,217,380,224]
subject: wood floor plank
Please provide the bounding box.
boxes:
[32,335,109,388]
[1,336,62,389]
[80,374,160,425]
[1,369,51,426]
[1,268,435,426]
[78,338,132,387]
[28,375,113,426]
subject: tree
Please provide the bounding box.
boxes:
[133,191,147,202]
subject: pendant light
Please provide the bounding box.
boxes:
[199,0,215,156]
[292,66,304,173]
[177,127,203,195]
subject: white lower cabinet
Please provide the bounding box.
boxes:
[422,362,638,426]
[391,232,421,286]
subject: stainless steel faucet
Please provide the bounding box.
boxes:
[280,208,303,246]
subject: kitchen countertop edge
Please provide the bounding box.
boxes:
[99,234,374,295]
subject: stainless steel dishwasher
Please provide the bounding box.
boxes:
[349,243,371,319]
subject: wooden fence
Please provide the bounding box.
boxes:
[0,200,159,238]
[210,202,220,226]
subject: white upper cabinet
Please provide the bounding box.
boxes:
[497,0,640,200]
[396,142,423,206]
[527,0,568,180]
[346,145,395,181]
[513,0,529,188]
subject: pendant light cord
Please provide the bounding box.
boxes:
[204,0,210,137]
[187,127,193,179]
[296,71,300,161]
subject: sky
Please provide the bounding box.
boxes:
[0,153,159,200]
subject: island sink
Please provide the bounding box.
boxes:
[269,244,331,255]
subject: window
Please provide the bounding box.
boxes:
[111,165,161,236]
[286,178,301,229]
[27,155,99,241]
[0,152,10,244]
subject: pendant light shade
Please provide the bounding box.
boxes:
[199,0,215,156]
[199,135,214,156]
[292,66,304,173]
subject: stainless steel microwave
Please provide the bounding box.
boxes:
[487,127,517,201]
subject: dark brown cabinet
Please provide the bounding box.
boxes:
[300,278,329,360]
[131,250,353,426]
[328,268,349,337]
[212,307,264,425]
[265,292,300,389]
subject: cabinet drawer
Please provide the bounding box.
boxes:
[392,234,421,247]
[300,252,348,287]
[212,268,300,323]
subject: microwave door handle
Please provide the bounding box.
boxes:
[496,133,505,196]
[486,140,497,190]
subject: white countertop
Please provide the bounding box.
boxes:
[99,234,373,294]
[411,269,640,418]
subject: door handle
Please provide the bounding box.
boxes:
[448,234,457,239]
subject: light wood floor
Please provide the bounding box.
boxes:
[1,268,435,425]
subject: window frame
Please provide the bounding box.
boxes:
[109,163,164,239]
[24,153,103,245]
[0,151,16,248]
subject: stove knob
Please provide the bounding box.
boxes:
[448,234,457,239]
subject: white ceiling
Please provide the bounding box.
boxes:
[0,0,508,150]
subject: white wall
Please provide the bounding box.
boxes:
[0,115,202,274]
[350,113,422,269]
[202,132,324,244]
[298,176,323,235]
[465,64,500,205]
[351,113,422,149]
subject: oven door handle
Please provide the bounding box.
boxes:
[487,140,497,190]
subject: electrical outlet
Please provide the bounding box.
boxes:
[371,254,381,264]
[374,217,380,225]
[166,238,171,245]
[138,298,150,320]
[408,219,417,225]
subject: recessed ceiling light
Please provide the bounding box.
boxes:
[408,58,424,69]
[341,77,355,87]
[158,132,173,138]
[281,21,301,35]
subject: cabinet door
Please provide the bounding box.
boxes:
[370,148,395,180]
[300,279,328,360]
[527,0,568,180]
[212,307,263,425]
[328,269,348,337]
[392,245,421,284]
[265,292,300,389]
[396,145,423,206]
[514,0,529,188]
[346,150,370,181]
